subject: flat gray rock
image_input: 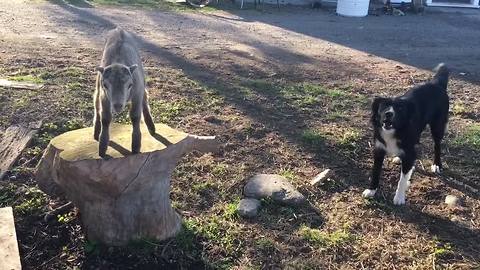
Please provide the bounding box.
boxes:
[237,198,261,218]
[244,174,306,206]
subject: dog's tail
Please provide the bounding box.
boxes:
[432,63,449,90]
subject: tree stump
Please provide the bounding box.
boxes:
[35,123,218,245]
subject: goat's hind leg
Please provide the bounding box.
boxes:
[142,91,155,135]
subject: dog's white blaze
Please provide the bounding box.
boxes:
[362,189,376,198]
[385,106,394,116]
[393,167,414,205]
[376,129,404,157]
[392,157,401,164]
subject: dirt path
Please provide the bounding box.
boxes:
[0,0,479,269]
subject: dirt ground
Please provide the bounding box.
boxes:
[0,0,479,269]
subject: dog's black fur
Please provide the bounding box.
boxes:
[364,63,450,204]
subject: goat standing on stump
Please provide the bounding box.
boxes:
[94,28,156,158]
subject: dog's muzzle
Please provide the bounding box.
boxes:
[383,120,393,130]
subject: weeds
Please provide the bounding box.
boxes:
[299,225,355,248]
[453,125,480,150]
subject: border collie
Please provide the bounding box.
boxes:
[362,64,450,205]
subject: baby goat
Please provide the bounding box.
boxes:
[94,28,155,158]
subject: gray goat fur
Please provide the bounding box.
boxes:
[94,27,155,157]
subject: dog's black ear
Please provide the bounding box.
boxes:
[371,97,386,125]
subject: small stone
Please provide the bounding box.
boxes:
[237,198,261,218]
[244,174,306,206]
[310,169,331,186]
[445,195,461,207]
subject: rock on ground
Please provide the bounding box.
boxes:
[244,174,306,206]
[237,198,261,218]
[445,195,461,207]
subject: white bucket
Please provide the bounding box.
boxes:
[336,0,370,17]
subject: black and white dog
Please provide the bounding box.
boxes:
[363,64,450,205]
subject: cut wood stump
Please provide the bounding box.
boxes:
[35,123,218,245]
[0,207,22,270]
[0,121,42,180]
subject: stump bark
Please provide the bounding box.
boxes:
[35,123,218,245]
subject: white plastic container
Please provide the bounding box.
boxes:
[336,0,370,17]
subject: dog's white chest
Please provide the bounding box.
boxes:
[376,129,404,157]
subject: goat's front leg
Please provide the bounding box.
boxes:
[93,88,101,141]
[99,101,111,158]
[130,98,142,154]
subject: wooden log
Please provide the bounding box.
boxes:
[0,121,42,180]
[0,79,44,90]
[0,207,22,270]
[35,123,218,245]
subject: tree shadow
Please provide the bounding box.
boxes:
[210,4,480,84]
[39,1,480,263]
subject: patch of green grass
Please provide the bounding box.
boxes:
[452,102,468,116]
[255,238,276,253]
[278,168,297,181]
[12,91,36,110]
[301,129,326,147]
[325,111,348,121]
[149,99,199,124]
[8,74,44,84]
[211,163,229,179]
[66,82,83,91]
[57,212,75,224]
[223,199,239,220]
[299,225,355,248]
[175,221,198,251]
[432,242,453,259]
[14,187,48,215]
[0,184,47,215]
[185,215,241,256]
[338,129,361,148]
[35,120,85,147]
[62,66,85,78]
[192,181,217,193]
[453,125,480,150]
[0,184,17,207]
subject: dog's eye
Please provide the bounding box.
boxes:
[127,83,133,89]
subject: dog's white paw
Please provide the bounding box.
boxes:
[392,157,401,164]
[362,189,377,198]
[431,164,441,174]
[393,193,406,205]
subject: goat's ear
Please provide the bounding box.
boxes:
[128,64,138,74]
[371,97,386,125]
[95,66,105,74]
